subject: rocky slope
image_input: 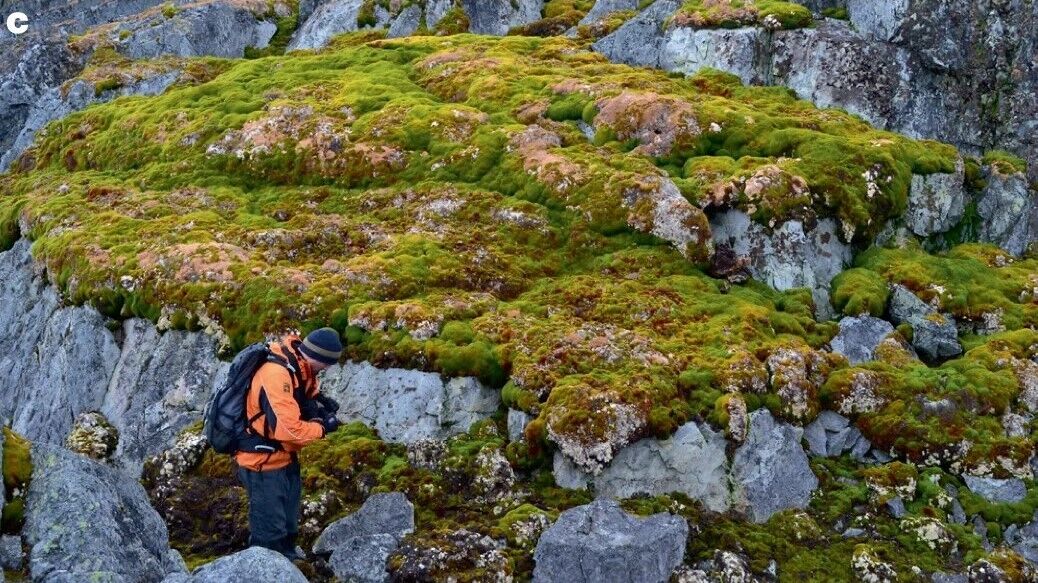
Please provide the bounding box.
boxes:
[0,0,1036,581]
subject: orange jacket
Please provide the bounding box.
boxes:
[235,336,326,471]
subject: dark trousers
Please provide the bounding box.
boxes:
[237,460,302,552]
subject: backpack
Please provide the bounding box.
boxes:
[204,343,296,454]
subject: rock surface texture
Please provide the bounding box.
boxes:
[532,498,688,583]
[731,410,818,523]
[314,492,416,583]
[186,547,308,583]
[24,443,187,582]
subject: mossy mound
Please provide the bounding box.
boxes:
[672,0,814,30]
[0,33,961,463]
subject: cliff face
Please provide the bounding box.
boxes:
[0,0,1037,581]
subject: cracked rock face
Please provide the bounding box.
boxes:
[532,498,688,583]
[904,160,966,237]
[830,316,896,365]
[977,170,1038,257]
[461,0,544,36]
[887,284,962,361]
[314,492,415,582]
[321,360,500,443]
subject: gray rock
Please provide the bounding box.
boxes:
[101,318,225,476]
[847,0,909,42]
[950,499,967,525]
[842,527,866,538]
[962,475,1027,504]
[888,285,961,361]
[710,210,852,319]
[313,492,415,556]
[904,161,966,237]
[580,0,641,25]
[0,240,120,444]
[886,496,907,518]
[0,534,21,571]
[116,1,277,60]
[0,0,168,45]
[388,4,423,38]
[931,574,968,583]
[977,170,1038,256]
[554,421,731,512]
[326,533,397,583]
[553,452,591,490]
[660,27,767,85]
[507,408,532,442]
[191,547,307,583]
[461,0,543,35]
[425,0,454,28]
[321,360,500,442]
[532,498,688,583]
[1013,511,1038,564]
[24,443,186,582]
[830,316,896,365]
[288,0,363,50]
[731,409,818,522]
[592,0,681,68]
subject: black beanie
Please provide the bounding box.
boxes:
[299,327,343,365]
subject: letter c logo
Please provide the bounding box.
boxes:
[6,12,28,35]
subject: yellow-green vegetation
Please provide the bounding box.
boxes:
[825,242,1038,476]
[672,0,814,29]
[982,150,1029,175]
[510,0,596,36]
[0,33,961,462]
[2,428,33,534]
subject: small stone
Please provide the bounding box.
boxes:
[962,475,1027,504]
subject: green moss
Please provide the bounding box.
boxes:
[673,0,813,29]
[2,428,33,534]
[830,267,889,317]
[982,150,1028,175]
[821,7,849,20]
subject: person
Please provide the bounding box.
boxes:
[235,327,344,561]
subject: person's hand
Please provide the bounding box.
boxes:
[299,399,323,421]
[316,394,340,414]
[321,414,342,435]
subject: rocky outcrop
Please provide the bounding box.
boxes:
[24,443,187,582]
[532,498,688,583]
[461,0,544,36]
[888,284,961,361]
[904,160,966,237]
[113,1,277,60]
[580,0,641,26]
[977,170,1038,256]
[553,421,730,512]
[288,0,366,50]
[830,316,896,365]
[710,210,852,319]
[314,493,415,583]
[321,360,500,443]
[0,71,181,198]
[185,547,308,583]
[0,0,168,45]
[595,1,1038,187]
[731,410,817,523]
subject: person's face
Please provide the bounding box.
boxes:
[305,356,332,374]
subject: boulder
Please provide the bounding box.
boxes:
[553,421,731,512]
[731,410,818,522]
[314,492,415,583]
[24,443,187,582]
[190,547,307,583]
[532,498,688,583]
[388,4,423,38]
[461,0,544,36]
[830,316,896,365]
[709,210,852,319]
[803,410,873,460]
[887,285,961,361]
[314,492,415,555]
[904,162,966,237]
[962,476,1027,504]
[321,361,500,442]
[977,170,1038,256]
[580,0,642,25]
[1012,511,1038,565]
